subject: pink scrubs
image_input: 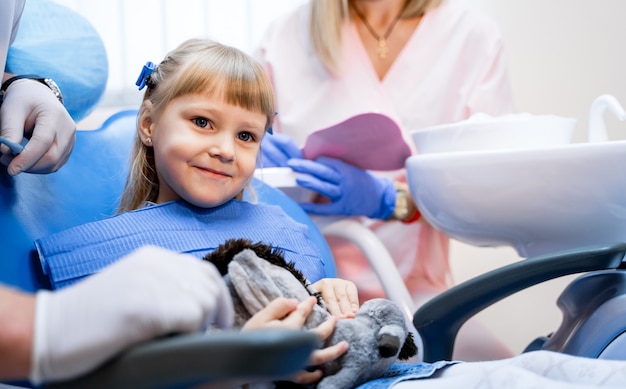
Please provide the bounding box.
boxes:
[256,0,514,304]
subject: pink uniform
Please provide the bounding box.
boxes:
[256,0,514,304]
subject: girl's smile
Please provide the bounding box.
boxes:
[193,165,232,178]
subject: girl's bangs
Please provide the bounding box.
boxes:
[168,54,274,128]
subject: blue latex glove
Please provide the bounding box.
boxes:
[287,156,396,219]
[258,132,303,168]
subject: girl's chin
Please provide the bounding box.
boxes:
[185,197,233,209]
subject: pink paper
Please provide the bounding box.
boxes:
[301,113,412,171]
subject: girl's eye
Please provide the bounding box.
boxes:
[194,117,210,128]
[238,131,255,142]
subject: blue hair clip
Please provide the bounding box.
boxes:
[136,61,156,90]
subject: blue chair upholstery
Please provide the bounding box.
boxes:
[0,109,327,388]
[6,0,108,121]
[1,110,136,292]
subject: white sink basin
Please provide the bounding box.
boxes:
[406,95,626,257]
[411,113,575,154]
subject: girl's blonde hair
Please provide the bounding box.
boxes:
[118,39,275,212]
[310,0,444,74]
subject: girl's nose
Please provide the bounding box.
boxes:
[208,136,235,161]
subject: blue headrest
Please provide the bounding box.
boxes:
[1,108,335,292]
[6,0,108,121]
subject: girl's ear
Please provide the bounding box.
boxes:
[138,100,155,146]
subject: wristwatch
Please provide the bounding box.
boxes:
[0,75,64,105]
[391,182,420,223]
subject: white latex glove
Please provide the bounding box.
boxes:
[30,246,234,385]
[0,78,76,175]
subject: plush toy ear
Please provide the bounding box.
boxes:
[228,248,313,315]
[398,332,418,360]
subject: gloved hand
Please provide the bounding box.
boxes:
[30,246,234,385]
[287,156,396,219]
[0,78,76,175]
[258,132,302,168]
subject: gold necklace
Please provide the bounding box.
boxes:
[352,1,409,60]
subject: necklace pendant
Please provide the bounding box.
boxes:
[376,37,388,60]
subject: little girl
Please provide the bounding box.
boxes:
[37,39,355,295]
[35,38,357,386]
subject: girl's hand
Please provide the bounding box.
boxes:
[312,278,359,318]
[290,315,349,385]
[241,296,350,386]
[242,296,317,331]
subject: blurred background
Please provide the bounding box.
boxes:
[52,0,626,355]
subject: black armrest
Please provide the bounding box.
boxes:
[43,329,318,389]
[413,242,626,362]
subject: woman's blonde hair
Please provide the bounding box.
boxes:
[310,0,444,74]
[118,39,275,212]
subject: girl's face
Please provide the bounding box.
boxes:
[139,93,266,208]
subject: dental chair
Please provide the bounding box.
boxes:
[413,242,626,362]
[0,109,326,388]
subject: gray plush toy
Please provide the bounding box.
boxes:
[204,239,417,389]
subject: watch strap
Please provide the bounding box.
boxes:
[391,181,421,223]
[0,74,64,106]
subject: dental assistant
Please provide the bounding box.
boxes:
[256,0,514,360]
